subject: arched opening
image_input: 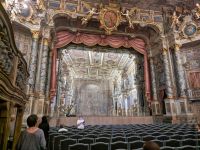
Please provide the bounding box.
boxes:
[49,30,153,118]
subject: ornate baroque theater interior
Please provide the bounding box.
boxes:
[1,0,200,149]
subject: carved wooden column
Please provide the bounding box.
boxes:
[39,38,49,94]
[149,57,160,115]
[28,30,40,92]
[172,44,189,117]
[162,48,177,119]
[28,30,40,115]
[34,37,49,116]
[162,48,174,98]
[174,44,187,98]
[12,107,24,150]
[150,58,158,101]
[35,35,44,93]
[44,50,52,115]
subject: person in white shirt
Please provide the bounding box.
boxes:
[77,116,85,129]
[58,125,68,132]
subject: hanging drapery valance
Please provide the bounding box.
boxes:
[50,31,151,102]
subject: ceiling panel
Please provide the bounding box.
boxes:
[62,48,136,79]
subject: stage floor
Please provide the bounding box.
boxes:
[49,116,154,126]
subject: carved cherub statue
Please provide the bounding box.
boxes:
[36,0,45,11]
[121,10,133,28]
[171,11,181,30]
[195,3,200,19]
[81,8,98,25]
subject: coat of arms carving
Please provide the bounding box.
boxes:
[99,7,121,35]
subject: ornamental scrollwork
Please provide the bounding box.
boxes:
[99,6,122,35]
[170,4,200,39]
[0,18,14,75]
[79,3,162,34]
[81,8,98,25]
[16,60,28,92]
[6,0,46,25]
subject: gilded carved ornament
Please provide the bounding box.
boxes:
[78,3,163,34]
[6,0,165,35]
[99,7,122,35]
[174,44,182,51]
[121,7,140,28]
[162,48,168,55]
[81,8,98,25]
[170,4,200,39]
[31,30,40,39]
[5,0,46,25]
[43,38,49,46]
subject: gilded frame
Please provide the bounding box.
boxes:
[99,7,121,35]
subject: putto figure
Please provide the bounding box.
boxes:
[82,8,98,25]
[171,11,181,30]
[122,10,133,28]
[195,3,200,19]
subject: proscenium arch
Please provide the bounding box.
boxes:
[49,30,152,106]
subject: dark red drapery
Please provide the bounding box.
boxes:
[50,31,151,102]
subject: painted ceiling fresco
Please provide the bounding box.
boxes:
[62,47,136,79]
[55,0,197,11]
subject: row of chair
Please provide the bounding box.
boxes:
[49,132,200,143]
[50,124,196,132]
[51,132,199,139]
[50,135,200,150]
[57,140,200,150]
[48,124,199,150]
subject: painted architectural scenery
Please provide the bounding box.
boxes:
[1,0,200,150]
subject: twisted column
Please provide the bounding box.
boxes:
[162,48,174,98]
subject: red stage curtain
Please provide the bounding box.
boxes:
[50,31,151,102]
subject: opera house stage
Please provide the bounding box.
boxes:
[49,116,154,126]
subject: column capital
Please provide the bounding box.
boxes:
[44,38,49,46]
[162,48,168,55]
[31,30,40,39]
[174,43,182,51]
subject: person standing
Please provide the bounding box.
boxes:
[77,116,85,129]
[16,114,46,150]
[39,116,49,143]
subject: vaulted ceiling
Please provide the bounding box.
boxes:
[51,0,197,11]
[62,46,136,80]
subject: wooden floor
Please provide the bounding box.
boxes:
[49,116,153,126]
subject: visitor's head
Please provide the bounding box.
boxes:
[27,114,38,127]
[143,141,160,150]
[60,124,64,128]
[41,116,48,123]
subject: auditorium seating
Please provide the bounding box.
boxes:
[47,124,200,150]
[90,142,109,150]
